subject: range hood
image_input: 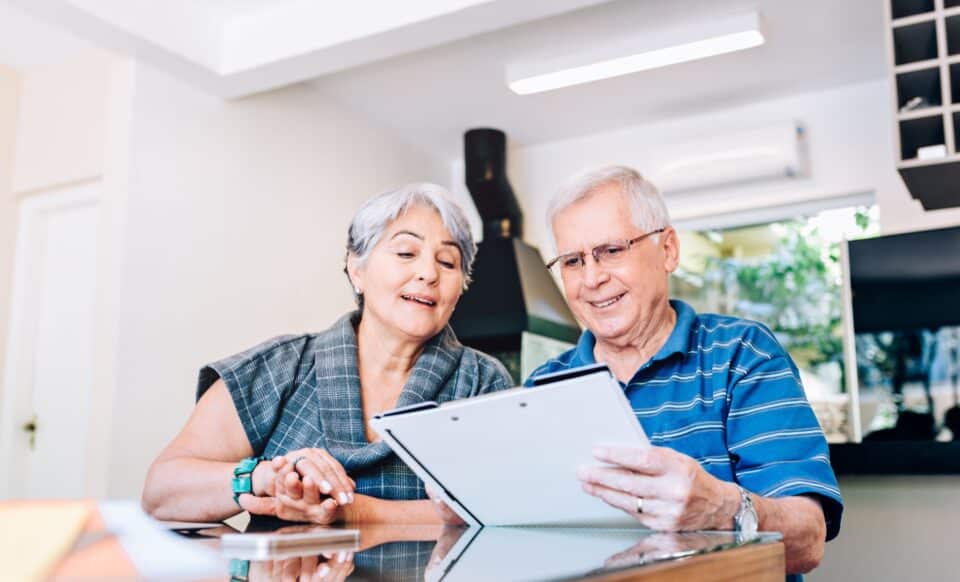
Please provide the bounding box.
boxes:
[449,129,580,356]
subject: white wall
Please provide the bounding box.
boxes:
[0,50,130,499]
[105,64,448,498]
[810,476,960,581]
[0,65,20,399]
[459,79,960,256]
[10,50,114,194]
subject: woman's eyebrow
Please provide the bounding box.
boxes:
[391,230,423,240]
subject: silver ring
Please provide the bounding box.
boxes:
[293,455,308,471]
[636,496,644,514]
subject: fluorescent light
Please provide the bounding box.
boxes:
[507,13,765,95]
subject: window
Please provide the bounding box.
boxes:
[671,203,878,442]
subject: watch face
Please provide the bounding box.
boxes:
[740,508,759,540]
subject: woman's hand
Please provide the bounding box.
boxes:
[239,449,356,524]
[281,448,356,506]
[248,551,355,582]
[425,486,466,526]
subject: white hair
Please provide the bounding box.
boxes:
[547,165,671,247]
[345,183,477,303]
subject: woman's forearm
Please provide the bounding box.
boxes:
[142,456,248,522]
[343,495,443,524]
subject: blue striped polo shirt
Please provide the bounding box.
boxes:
[525,299,843,541]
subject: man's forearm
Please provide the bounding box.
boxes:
[752,494,826,574]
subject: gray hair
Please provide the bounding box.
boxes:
[547,165,671,246]
[345,183,477,304]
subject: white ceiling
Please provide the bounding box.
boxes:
[309,0,888,158]
[8,0,610,96]
[1,0,888,159]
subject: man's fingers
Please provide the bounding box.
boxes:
[592,444,669,475]
[576,466,662,498]
[580,481,657,527]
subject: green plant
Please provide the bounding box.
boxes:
[700,223,843,369]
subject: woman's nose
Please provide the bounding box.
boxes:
[416,256,439,283]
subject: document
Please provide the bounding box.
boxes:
[371,363,649,527]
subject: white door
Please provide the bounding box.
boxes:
[1,184,100,499]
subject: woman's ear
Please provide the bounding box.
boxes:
[346,254,364,295]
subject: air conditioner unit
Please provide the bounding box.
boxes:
[647,122,805,194]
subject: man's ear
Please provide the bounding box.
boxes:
[346,254,364,294]
[662,227,681,273]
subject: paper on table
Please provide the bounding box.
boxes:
[0,501,92,582]
[97,500,226,579]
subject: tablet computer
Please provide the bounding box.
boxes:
[371,363,648,527]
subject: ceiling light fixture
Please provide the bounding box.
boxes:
[507,12,765,95]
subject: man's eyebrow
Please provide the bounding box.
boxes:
[391,230,424,240]
[441,240,460,249]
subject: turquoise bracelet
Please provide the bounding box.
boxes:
[231,455,262,506]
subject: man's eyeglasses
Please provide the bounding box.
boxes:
[545,228,666,273]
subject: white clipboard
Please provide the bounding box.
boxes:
[370,363,649,527]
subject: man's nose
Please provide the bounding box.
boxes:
[580,255,608,288]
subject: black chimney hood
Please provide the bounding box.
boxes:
[450,129,580,362]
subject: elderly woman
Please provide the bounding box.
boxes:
[142,183,512,524]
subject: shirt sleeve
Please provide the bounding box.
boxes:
[196,335,310,454]
[726,351,844,541]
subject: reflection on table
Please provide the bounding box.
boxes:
[217,519,782,582]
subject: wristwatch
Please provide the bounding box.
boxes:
[232,456,263,506]
[733,484,758,540]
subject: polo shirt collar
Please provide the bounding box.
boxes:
[571,299,697,366]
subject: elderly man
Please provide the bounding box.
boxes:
[527,166,842,576]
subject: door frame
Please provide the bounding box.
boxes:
[0,182,105,498]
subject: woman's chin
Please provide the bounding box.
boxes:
[394,319,444,341]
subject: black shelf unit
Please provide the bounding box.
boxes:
[888,0,960,209]
[894,20,939,65]
[892,0,935,19]
[896,66,943,109]
[899,115,945,159]
[952,63,960,103]
[948,14,960,55]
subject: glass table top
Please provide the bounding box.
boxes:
[184,520,782,582]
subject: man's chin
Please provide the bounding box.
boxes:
[589,320,631,344]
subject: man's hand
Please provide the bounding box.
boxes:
[576,445,739,531]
